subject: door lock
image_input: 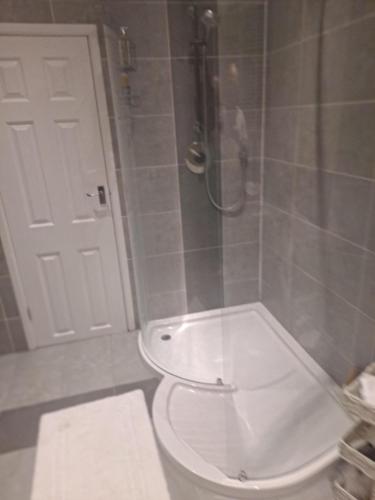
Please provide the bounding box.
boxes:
[86,186,107,205]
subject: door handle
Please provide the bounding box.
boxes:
[86,186,107,205]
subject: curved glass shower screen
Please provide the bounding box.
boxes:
[132,0,264,384]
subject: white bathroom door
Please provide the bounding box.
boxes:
[0,35,127,346]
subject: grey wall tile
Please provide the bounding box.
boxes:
[12,0,53,22]
[180,205,221,251]
[167,1,216,58]
[140,211,183,256]
[293,167,373,246]
[222,203,260,246]
[262,256,292,332]
[220,109,262,160]
[266,44,300,107]
[116,170,127,216]
[7,318,27,352]
[294,325,351,385]
[51,0,103,23]
[130,59,173,115]
[136,166,180,214]
[292,218,363,305]
[263,0,375,383]
[185,248,224,313]
[297,104,375,179]
[302,0,375,38]
[219,56,263,110]
[0,241,9,277]
[122,216,133,259]
[221,159,261,205]
[354,312,375,370]
[144,253,185,295]
[358,251,375,321]
[265,107,298,162]
[132,115,176,167]
[127,259,140,328]
[167,1,192,58]
[170,58,196,164]
[262,203,293,259]
[0,321,13,355]
[268,0,303,51]
[300,17,375,104]
[223,279,259,307]
[0,248,26,354]
[148,290,187,320]
[290,265,356,363]
[179,167,221,251]
[0,276,19,318]
[0,0,13,21]
[217,2,264,56]
[223,243,259,283]
[263,159,294,212]
[106,1,169,57]
[366,187,375,253]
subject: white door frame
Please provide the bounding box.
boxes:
[0,23,135,349]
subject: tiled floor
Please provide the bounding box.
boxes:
[0,332,161,499]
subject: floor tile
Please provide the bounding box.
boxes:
[0,388,116,453]
[61,336,113,397]
[0,355,16,411]
[115,378,160,416]
[110,332,157,386]
[0,448,36,500]
[4,347,65,411]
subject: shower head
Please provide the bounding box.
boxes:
[201,9,217,28]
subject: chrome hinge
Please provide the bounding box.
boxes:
[27,307,32,321]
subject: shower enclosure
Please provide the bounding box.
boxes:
[106,0,375,497]
[111,0,375,388]
[125,0,265,384]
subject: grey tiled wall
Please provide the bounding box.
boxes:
[0,241,26,354]
[168,0,265,313]
[262,0,375,384]
[106,0,187,321]
[218,1,264,308]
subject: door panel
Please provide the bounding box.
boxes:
[0,35,127,346]
[0,58,28,102]
[9,121,53,226]
[38,252,75,336]
[80,248,111,329]
[55,120,95,223]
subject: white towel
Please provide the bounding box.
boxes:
[31,391,171,500]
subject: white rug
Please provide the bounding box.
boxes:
[31,390,171,500]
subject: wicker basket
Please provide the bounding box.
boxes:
[332,480,361,500]
[339,422,375,480]
[342,363,375,425]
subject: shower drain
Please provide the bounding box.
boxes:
[161,334,171,341]
[238,470,248,482]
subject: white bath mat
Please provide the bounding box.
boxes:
[31,390,171,500]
